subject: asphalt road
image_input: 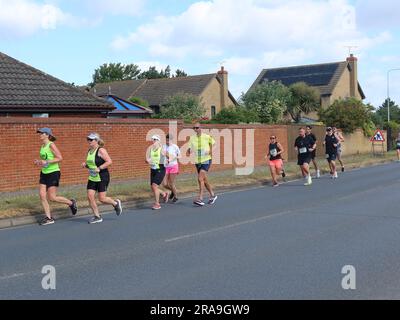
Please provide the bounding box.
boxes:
[2,162,400,300]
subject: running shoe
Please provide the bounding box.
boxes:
[208,195,218,204]
[169,192,175,200]
[193,199,205,206]
[334,172,338,179]
[172,197,179,203]
[341,167,345,172]
[88,216,103,224]
[281,170,286,178]
[163,192,170,203]
[316,170,321,178]
[304,176,312,186]
[114,199,122,216]
[69,199,77,216]
[272,182,279,187]
[40,217,55,226]
[152,204,161,210]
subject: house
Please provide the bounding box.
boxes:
[249,54,366,121]
[0,51,114,118]
[100,94,153,118]
[90,67,237,118]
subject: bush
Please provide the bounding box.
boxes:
[319,98,376,135]
[211,106,259,124]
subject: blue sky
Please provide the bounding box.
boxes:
[1,0,400,109]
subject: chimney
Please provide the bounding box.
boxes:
[346,54,358,97]
[217,66,229,109]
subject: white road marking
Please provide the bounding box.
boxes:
[165,209,293,242]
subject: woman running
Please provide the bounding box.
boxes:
[146,135,168,210]
[82,132,122,224]
[162,134,181,202]
[265,135,284,187]
[34,127,77,226]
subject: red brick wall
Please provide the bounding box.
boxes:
[0,118,289,192]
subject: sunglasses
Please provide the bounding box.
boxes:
[270,137,276,139]
[193,127,200,129]
[87,138,95,142]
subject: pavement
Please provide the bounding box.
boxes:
[1,162,400,299]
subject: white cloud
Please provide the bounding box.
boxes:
[110,0,390,63]
[84,0,145,17]
[0,0,75,38]
[355,0,400,30]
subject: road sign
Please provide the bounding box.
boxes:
[370,129,385,142]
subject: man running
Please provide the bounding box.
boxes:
[294,127,316,186]
[186,123,218,206]
[306,125,320,178]
[323,127,339,179]
[395,132,400,162]
[332,127,345,172]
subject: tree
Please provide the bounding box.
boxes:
[287,82,320,123]
[129,96,149,108]
[155,93,206,123]
[240,81,291,124]
[375,98,400,125]
[174,69,188,77]
[138,65,173,79]
[319,97,376,135]
[90,63,141,86]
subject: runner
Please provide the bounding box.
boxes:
[82,132,122,224]
[265,135,284,187]
[396,132,400,162]
[186,123,218,206]
[34,128,77,226]
[162,134,181,202]
[146,135,168,210]
[323,127,339,179]
[332,127,345,172]
[294,127,315,186]
[306,125,320,178]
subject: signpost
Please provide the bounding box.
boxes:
[370,129,386,156]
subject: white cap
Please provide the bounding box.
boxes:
[151,135,161,141]
[87,132,100,140]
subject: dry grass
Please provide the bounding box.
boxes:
[0,151,396,219]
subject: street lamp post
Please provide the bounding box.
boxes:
[387,68,400,123]
[387,68,400,150]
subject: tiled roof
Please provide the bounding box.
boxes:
[91,74,238,106]
[250,61,365,99]
[0,52,113,111]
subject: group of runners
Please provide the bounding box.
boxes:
[34,123,217,225]
[266,125,345,187]
[35,123,347,226]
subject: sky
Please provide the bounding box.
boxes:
[1,0,400,109]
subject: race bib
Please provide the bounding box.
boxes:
[198,149,206,157]
[270,149,278,157]
[299,147,307,154]
[89,169,98,177]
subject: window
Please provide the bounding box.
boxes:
[32,113,49,118]
[211,106,216,118]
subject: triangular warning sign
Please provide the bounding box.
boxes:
[370,129,385,142]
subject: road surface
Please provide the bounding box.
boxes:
[1,162,400,299]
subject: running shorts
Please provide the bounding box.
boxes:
[40,171,61,189]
